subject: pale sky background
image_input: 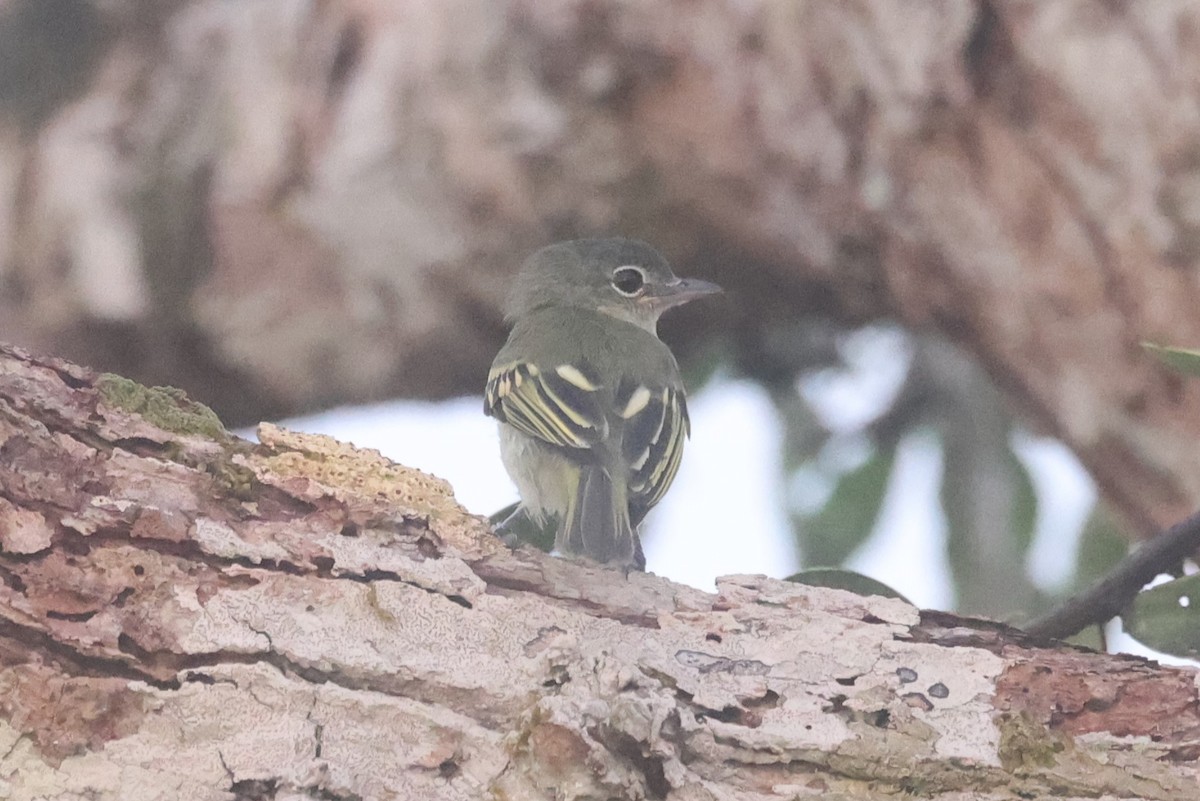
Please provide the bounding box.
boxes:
[265,370,1190,665]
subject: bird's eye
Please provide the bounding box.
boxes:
[612,266,646,297]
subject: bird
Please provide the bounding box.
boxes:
[484,238,720,570]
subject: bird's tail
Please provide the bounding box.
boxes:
[560,464,642,569]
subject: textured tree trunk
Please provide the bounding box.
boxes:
[3,344,1200,800]
[1,0,1199,543]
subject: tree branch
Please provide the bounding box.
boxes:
[1025,509,1200,641]
[3,342,1200,800]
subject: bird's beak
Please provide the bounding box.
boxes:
[646,277,723,310]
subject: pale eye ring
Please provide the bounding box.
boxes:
[612,266,646,297]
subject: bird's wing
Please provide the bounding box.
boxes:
[484,360,608,450]
[618,381,690,519]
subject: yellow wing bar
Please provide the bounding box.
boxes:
[485,361,607,449]
[622,384,690,515]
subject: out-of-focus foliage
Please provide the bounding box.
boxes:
[1071,506,1130,590]
[744,326,1194,654]
[1124,573,1200,658]
[799,442,895,568]
[0,0,110,133]
[1116,342,1200,657]
[1059,505,1129,651]
[756,323,1126,623]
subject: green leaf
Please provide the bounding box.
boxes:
[1123,574,1200,658]
[1143,342,1200,378]
[1071,505,1129,590]
[772,387,829,474]
[1064,625,1106,652]
[940,427,1041,616]
[796,443,895,567]
[785,567,911,604]
[1008,449,1038,559]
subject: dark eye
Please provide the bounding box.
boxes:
[612,266,646,296]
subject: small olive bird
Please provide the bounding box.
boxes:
[484,238,721,570]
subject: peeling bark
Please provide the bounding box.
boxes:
[3,345,1200,800]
